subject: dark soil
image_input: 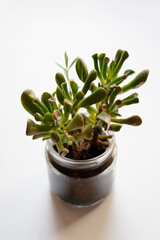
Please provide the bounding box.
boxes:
[48,149,113,178]
[65,145,105,160]
[49,144,113,178]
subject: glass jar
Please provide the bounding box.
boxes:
[45,133,117,207]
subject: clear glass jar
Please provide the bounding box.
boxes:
[45,133,117,207]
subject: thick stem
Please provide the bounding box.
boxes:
[72,141,81,160]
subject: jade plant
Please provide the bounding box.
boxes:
[21,50,149,159]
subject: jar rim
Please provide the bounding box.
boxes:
[45,132,116,170]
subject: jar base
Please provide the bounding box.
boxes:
[51,189,112,208]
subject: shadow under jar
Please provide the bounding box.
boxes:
[45,133,117,208]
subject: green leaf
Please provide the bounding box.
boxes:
[81,114,95,125]
[124,69,135,76]
[110,99,122,111]
[64,52,68,68]
[111,115,142,126]
[21,89,41,116]
[55,73,66,89]
[56,62,66,71]
[26,119,52,136]
[51,131,60,143]
[51,132,69,157]
[32,131,52,140]
[44,112,54,122]
[61,99,72,124]
[70,80,78,98]
[109,124,122,132]
[96,111,111,129]
[64,113,84,132]
[122,70,149,93]
[53,110,62,121]
[57,142,69,157]
[34,113,45,122]
[92,53,106,84]
[109,75,127,86]
[119,97,139,108]
[52,91,56,97]
[90,82,98,92]
[98,53,106,73]
[78,88,107,108]
[110,111,121,117]
[109,61,116,72]
[114,49,123,65]
[56,87,65,105]
[33,98,49,115]
[82,69,97,95]
[72,91,84,109]
[107,85,116,97]
[69,57,79,69]
[122,93,138,101]
[109,86,122,105]
[48,97,58,112]
[73,124,93,145]
[61,82,72,102]
[102,57,110,80]
[85,106,98,114]
[112,50,129,78]
[41,92,52,112]
[76,58,88,82]
[81,124,92,140]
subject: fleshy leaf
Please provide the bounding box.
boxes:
[61,99,72,124]
[102,57,109,80]
[122,70,149,93]
[70,80,78,98]
[111,115,142,126]
[55,73,66,89]
[109,124,122,131]
[98,53,106,73]
[26,119,52,136]
[32,131,52,140]
[78,88,107,108]
[48,97,58,112]
[76,58,88,82]
[109,86,122,105]
[61,82,72,102]
[34,113,45,122]
[112,50,129,78]
[114,49,123,65]
[96,112,111,129]
[92,53,105,84]
[124,69,135,76]
[109,75,127,86]
[56,87,65,105]
[44,112,54,122]
[119,97,139,108]
[33,98,49,115]
[82,70,97,95]
[53,110,62,121]
[64,113,84,132]
[41,92,52,112]
[51,131,60,143]
[72,91,84,109]
[21,89,41,116]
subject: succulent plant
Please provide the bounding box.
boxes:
[21,50,149,159]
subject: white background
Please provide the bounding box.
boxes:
[0,0,160,240]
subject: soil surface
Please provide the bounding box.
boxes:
[65,145,105,160]
[48,145,113,178]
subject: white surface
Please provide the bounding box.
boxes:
[0,1,160,240]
